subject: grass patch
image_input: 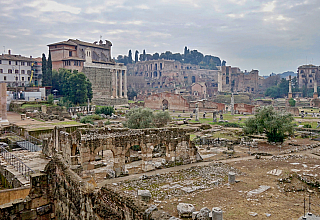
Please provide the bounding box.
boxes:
[21,104,51,109]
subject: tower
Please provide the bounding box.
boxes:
[288,75,292,99]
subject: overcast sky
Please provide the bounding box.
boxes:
[1,0,320,75]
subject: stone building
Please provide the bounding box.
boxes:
[48,39,127,105]
[0,50,40,87]
[144,92,225,112]
[218,66,259,93]
[191,82,207,98]
[297,64,319,89]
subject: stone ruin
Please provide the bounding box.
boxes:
[43,126,202,177]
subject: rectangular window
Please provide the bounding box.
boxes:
[21,70,25,74]
[9,61,11,65]
[3,76,6,81]
[15,77,18,81]
[15,70,19,74]
[28,77,30,81]
[21,62,25,66]
[0,60,1,64]
[0,69,2,73]
[27,70,31,74]
[22,77,24,81]
[8,69,12,73]
[16,61,18,65]
[69,51,72,57]
[27,62,31,66]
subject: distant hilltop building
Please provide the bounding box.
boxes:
[48,39,127,105]
[0,50,42,87]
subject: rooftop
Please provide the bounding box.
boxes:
[48,39,112,50]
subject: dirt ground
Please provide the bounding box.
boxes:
[157,155,320,219]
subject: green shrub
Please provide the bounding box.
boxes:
[303,124,312,128]
[224,122,242,128]
[95,106,114,116]
[47,94,54,105]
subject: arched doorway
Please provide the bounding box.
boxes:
[162,99,169,110]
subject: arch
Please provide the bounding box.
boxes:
[162,99,169,110]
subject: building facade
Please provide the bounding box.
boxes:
[0,50,39,87]
[218,66,259,93]
[48,39,127,105]
[297,64,319,89]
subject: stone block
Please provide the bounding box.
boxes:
[228,172,235,184]
[138,190,151,203]
[212,207,223,220]
[177,203,195,218]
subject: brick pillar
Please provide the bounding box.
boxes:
[0,83,7,122]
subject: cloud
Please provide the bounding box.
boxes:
[25,0,81,14]
[2,0,320,75]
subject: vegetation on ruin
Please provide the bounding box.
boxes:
[288,98,296,107]
[41,53,52,86]
[124,108,171,129]
[52,68,93,105]
[80,114,102,124]
[243,106,294,143]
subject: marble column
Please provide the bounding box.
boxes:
[123,70,127,98]
[119,70,123,98]
[115,70,118,98]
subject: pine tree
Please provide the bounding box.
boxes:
[47,52,52,86]
[135,50,139,63]
[41,53,47,86]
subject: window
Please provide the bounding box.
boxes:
[28,77,30,81]
[69,51,72,57]
[0,69,2,73]
[27,62,31,66]
[309,74,312,77]
[15,61,18,65]
[3,76,6,81]
[15,70,18,74]
[9,61,11,65]
[310,79,313,83]
[21,62,25,66]
[21,70,25,74]
[15,77,18,80]
[27,70,31,74]
[8,69,12,73]
[22,77,24,81]
[0,60,1,64]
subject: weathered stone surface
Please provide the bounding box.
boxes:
[138,190,151,202]
[177,203,195,218]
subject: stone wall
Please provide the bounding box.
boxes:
[0,155,169,220]
[0,187,30,205]
[44,126,201,177]
[144,92,189,111]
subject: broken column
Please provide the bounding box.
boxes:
[228,172,235,184]
[212,111,217,122]
[195,103,199,122]
[231,93,234,115]
[212,207,223,220]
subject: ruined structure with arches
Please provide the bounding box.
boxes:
[43,126,201,177]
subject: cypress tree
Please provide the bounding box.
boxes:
[41,53,47,86]
[135,50,139,63]
[128,50,132,64]
[47,52,52,86]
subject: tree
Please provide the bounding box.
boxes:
[95,106,114,115]
[124,108,171,129]
[135,50,139,63]
[288,98,296,107]
[47,52,52,86]
[51,68,93,105]
[128,50,132,64]
[243,106,294,143]
[127,89,137,100]
[142,50,146,61]
[41,53,47,86]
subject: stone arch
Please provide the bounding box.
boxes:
[162,99,169,110]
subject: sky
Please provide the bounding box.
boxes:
[1,0,320,75]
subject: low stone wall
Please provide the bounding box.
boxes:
[0,165,23,188]
[0,187,30,205]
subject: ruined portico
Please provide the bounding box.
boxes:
[45,127,200,177]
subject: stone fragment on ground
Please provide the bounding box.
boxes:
[267,169,282,176]
[247,185,271,197]
[177,203,195,218]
